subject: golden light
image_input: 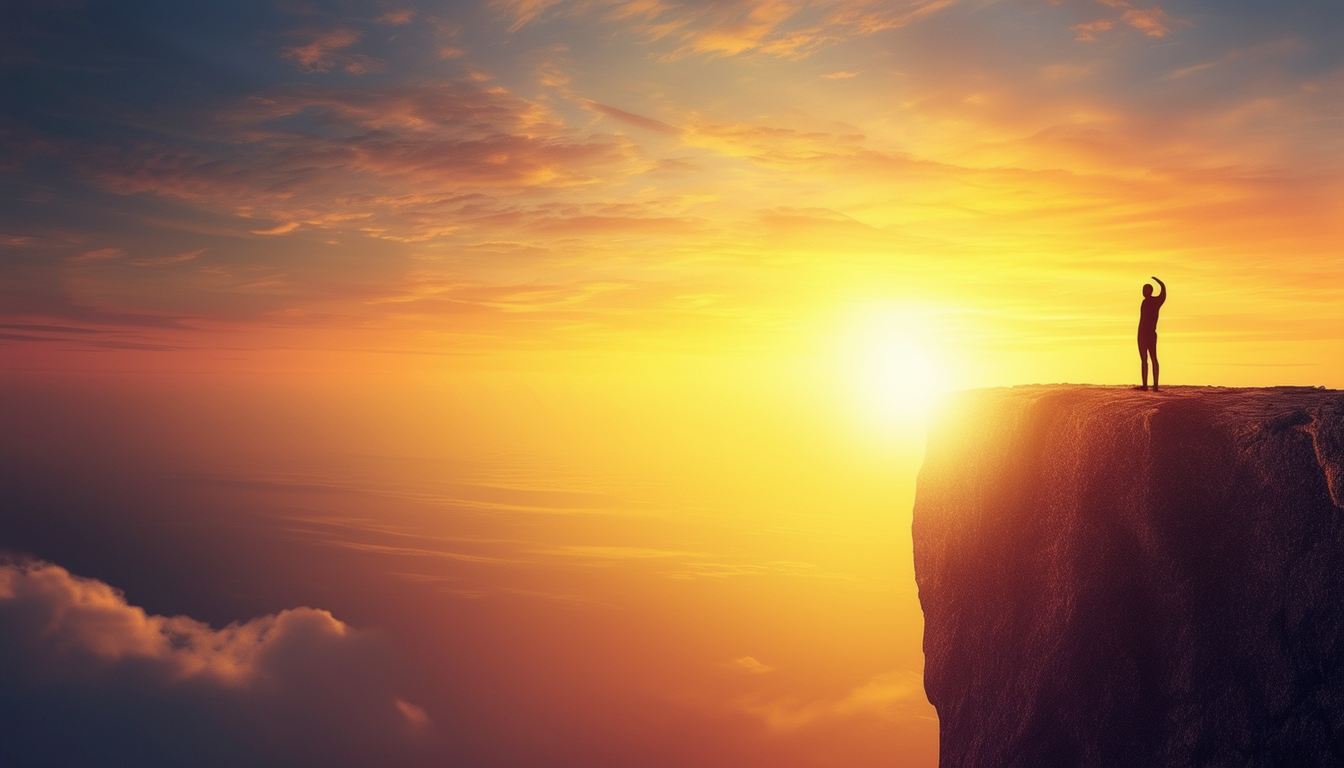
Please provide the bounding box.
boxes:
[837,305,952,432]
[862,339,946,423]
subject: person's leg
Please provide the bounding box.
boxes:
[1138,339,1149,389]
[1151,340,1160,391]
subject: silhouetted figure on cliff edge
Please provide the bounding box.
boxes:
[1137,276,1166,391]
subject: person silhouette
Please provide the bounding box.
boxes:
[1137,276,1166,391]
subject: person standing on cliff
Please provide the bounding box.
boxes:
[1137,276,1166,391]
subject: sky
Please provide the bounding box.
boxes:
[2,0,1343,765]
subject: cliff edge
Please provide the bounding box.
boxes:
[914,385,1344,767]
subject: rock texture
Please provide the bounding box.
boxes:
[914,385,1344,768]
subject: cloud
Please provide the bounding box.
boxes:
[491,0,568,32]
[680,119,903,177]
[376,9,415,26]
[396,699,432,729]
[1098,0,1171,37]
[280,29,386,74]
[672,0,802,58]
[824,0,957,36]
[496,0,956,60]
[1161,39,1306,81]
[57,80,640,247]
[0,558,434,767]
[742,670,925,731]
[1071,18,1114,42]
[72,247,124,261]
[250,221,303,236]
[128,248,205,267]
[533,214,698,236]
[728,655,776,674]
[586,101,681,135]
[1076,0,1173,41]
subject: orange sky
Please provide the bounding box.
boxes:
[5,0,1343,388]
[3,0,1343,765]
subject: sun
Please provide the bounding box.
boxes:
[838,306,952,430]
[860,339,946,422]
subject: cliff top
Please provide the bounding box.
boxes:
[943,383,1342,419]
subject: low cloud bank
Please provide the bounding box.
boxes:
[0,558,433,767]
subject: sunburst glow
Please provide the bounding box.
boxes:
[863,339,947,424]
[838,307,953,430]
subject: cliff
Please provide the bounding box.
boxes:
[913,385,1344,768]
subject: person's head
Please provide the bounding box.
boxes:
[1143,284,1154,298]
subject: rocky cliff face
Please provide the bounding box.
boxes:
[913,386,1344,768]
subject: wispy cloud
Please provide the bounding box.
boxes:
[742,670,927,731]
[129,248,205,266]
[491,0,568,32]
[1071,18,1114,42]
[495,0,957,60]
[72,247,124,261]
[586,101,681,134]
[1076,0,1176,41]
[825,0,956,36]
[279,28,386,74]
[376,8,415,26]
[728,655,776,674]
[1098,0,1172,37]
[59,80,639,249]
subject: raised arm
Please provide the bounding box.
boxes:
[1152,276,1166,304]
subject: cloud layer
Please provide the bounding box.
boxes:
[0,559,432,767]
